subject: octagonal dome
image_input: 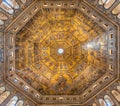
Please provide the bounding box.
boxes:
[14,8,107,96]
[1,0,119,105]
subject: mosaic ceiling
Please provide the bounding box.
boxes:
[15,9,107,95]
[2,0,119,105]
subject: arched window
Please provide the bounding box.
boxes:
[104,0,115,9]
[104,95,114,106]
[117,14,120,19]
[0,86,5,94]
[92,103,97,106]
[112,3,120,14]
[98,0,115,9]
[6,96,18,106]
[16,100,24,106]
[0,91,10,104]
[20,0,27,4]
[99,98,107,106]
[5,0,19,9]
[117,86,120,92]
[0,20,4,25]
[112,90,120,102]
[98,0,107,5]
[0,0,14,14]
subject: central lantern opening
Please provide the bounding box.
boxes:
[58,48,64,54]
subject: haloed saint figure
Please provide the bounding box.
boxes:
[51,74,72,94]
